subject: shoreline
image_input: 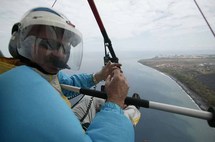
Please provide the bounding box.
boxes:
[140,62,209,110]
[167,74,209,110]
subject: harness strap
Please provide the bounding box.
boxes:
[80,96,94,122]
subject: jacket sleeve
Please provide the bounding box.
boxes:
[58,71,134,142]
[87,102,135,142]
[57,71,95,97]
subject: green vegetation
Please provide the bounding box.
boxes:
[139,55,215,109]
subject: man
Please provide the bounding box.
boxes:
[0,7,134,142]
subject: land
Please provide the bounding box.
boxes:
[138,55,215,110]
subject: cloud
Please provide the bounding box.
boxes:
[0,0,215,56]
[1,0,214,39]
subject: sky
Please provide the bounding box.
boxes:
[0,0,215,58]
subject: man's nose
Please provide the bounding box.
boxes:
[51,47,65,55]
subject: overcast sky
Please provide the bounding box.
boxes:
[0,0,215,57]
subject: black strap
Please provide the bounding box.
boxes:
[71,95,85,109]
[80,96,94,122]
[82,122,90,131]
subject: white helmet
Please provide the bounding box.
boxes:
[9,7,83,72]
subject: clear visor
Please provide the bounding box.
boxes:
[18,25,83,71]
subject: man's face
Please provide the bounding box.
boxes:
[19,25,82,72]
[32,38,68,74]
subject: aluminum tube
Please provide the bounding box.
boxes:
[150,101,213,120]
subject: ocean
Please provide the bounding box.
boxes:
[68,51,215,142]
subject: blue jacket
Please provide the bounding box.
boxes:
[0,65,134,142]
[58,71,95,97]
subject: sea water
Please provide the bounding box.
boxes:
[68,51,215,142]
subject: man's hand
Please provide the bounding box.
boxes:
[105,69,129,108]
[94,61,122,83]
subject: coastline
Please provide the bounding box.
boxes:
[141,63,209,110]
[167,74,209,110]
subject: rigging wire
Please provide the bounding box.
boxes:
[52,0,57,8]
[193,0,215,38]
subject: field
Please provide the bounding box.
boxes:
[139,55,215,110]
